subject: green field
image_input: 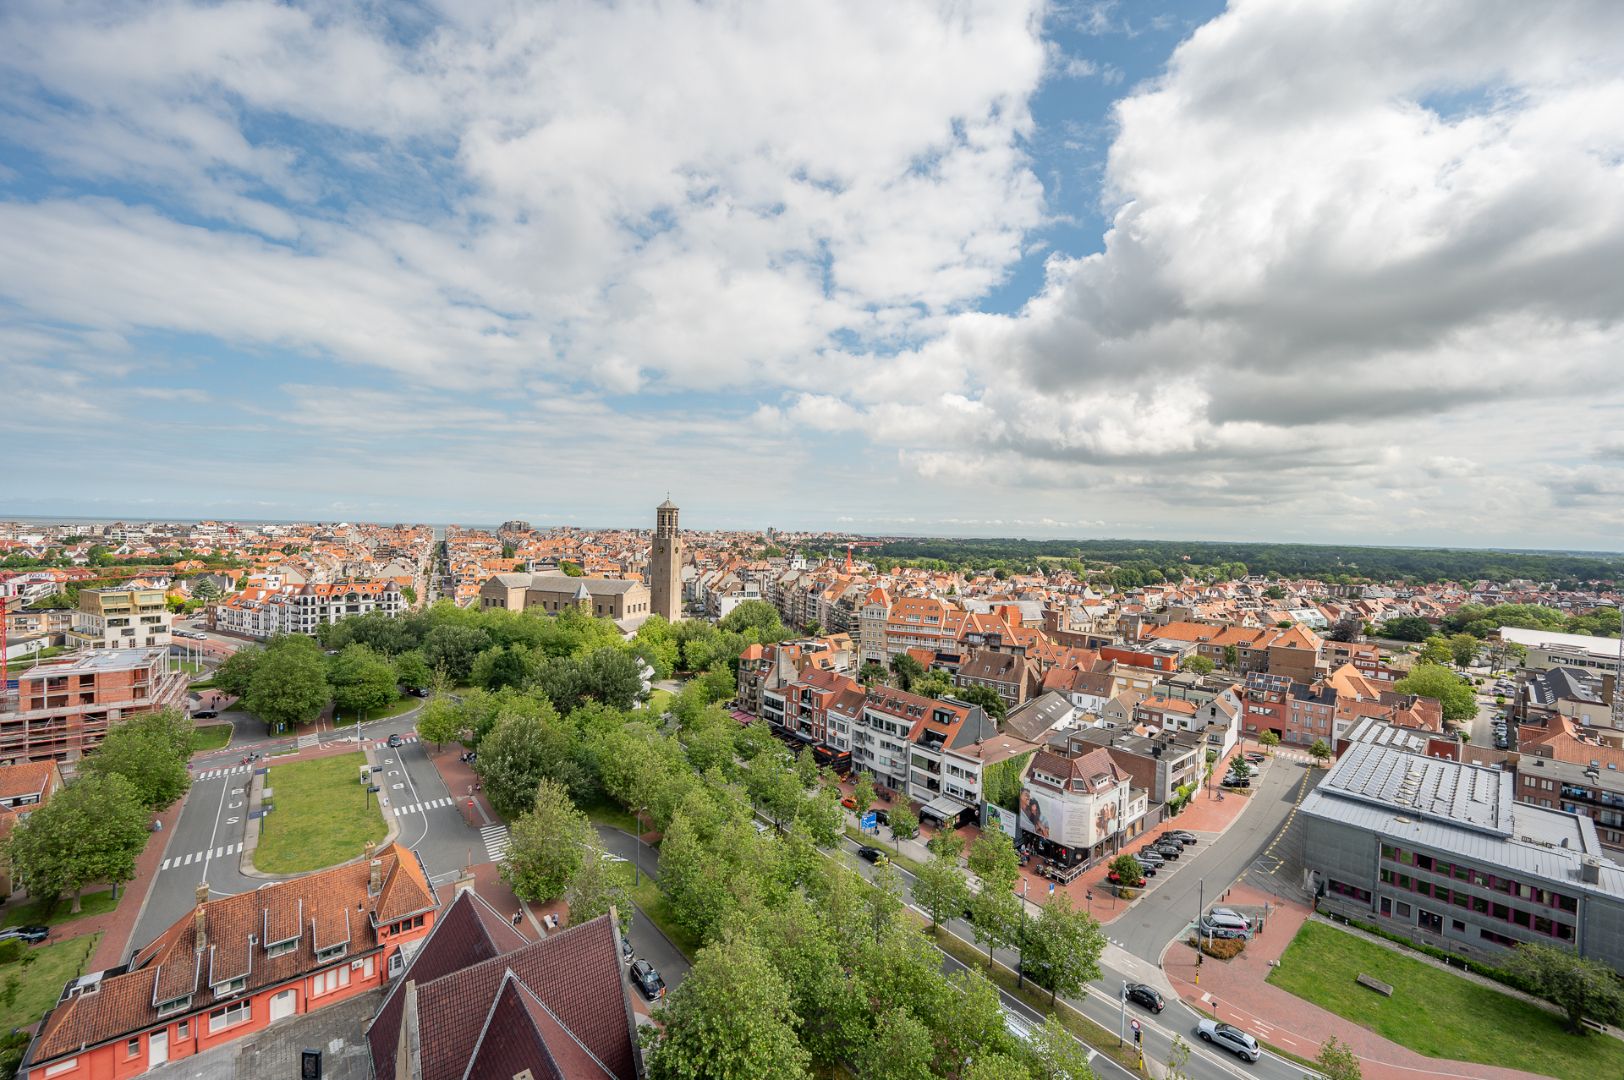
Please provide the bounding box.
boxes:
[335,695,419,724]
[610,860,699,959]
[0,933,99,1032]
[646,688,673,716]
[191,723,233,753]
[253,753,387,874]
[1,889,117,929]
[1268,920,1624,1080]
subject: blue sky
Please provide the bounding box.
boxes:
[2,1,1622,548]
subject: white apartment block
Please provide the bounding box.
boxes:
[214,581,405,639]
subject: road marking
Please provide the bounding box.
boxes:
[161,858,171,870]
[481,823,511,862]
[182,853,193,866]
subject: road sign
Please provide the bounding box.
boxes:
[1130,1019,1141,1033]
[860,811,877,830]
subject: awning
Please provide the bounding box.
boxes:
[730,709,755,725]
[918,793,973,823]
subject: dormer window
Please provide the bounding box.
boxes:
[265,939,298,959]
[314,943,347,964]
[212,976,246,997]
[156,994,191,1017]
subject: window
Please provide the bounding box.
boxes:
[1452,919,1466,932]
[157,995,192,1017]
[44,1060,78,1078]
[212,977,246,996]
[314,944,347,964]
[1396,902,1411,919]
[266,939,298,959]
[127,1038,141,1058]
[388,952,405,977]
[177,1020,189,1040]
[209,1000,251,1034]
[311,965,351,997]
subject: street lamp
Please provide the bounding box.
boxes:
[634,806,645,886]
[1017,878,1029,989]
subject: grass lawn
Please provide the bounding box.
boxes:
[1,889,117,929]
[188,678,218,690]
[254,753,387,875]
[646,688,673,715]
[365,695,420,721]
[191,724,233,753]
[609,860,700,960]
[582,797,640,833]
[0,933,99,1032]
[1268,920,1624,1080]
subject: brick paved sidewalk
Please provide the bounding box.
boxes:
[1165,882,1549,1080]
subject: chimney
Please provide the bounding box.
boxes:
[193,881,209,953]
[369,856,383,897]
[1582,858,1602,885]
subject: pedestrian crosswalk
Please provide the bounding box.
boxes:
[393,797,455,817]
[160,843,243,871]
[194,765,252,780]
[481,824,511,863]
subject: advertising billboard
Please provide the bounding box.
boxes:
[984,803,1018,839]
[1017,786,1089,849]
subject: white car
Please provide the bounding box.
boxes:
[1197,1018,1260,1063]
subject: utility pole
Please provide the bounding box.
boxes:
[1613,606,1624,728]
[1118,980,1127,1047]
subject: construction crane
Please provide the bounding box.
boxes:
[842,541,883,574]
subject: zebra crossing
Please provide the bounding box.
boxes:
[481,824,511,862]
[193,765,252,780]
[393,797,455,817]
[160,843,243,871]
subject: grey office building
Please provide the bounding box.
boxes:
[1303,740,1624,973]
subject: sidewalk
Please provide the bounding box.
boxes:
[1162,882,1548,1080]
[72,795,187,971]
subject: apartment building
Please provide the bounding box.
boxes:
[954,648,1039,710]
[883,596,963,662]
[858,588,891,664]
[1,649,187,764]
[1018,744,1145,870]
[68,586,171,650]
[215,581,406,639]
[855,687,938,795]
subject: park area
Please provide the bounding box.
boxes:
[253,753,387,874]
[1268,920,1624,1080]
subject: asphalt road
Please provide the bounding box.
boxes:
[595,825,692,997]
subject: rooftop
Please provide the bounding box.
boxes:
[19,647,168,679]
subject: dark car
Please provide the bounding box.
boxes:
[856,846,886,863]
[1245,752,1266,763]
[630,959,665,1000]
[1221,777,1251,789]
[192,709,218,720]
[1151,842,1183,860]
[1134,849,1165,864]
[621,937,635,964]
[387,733,404,748]
[872,809,890,826]
[0,926,47,944]
[1164,830,1198,845]
[1125,983,1164,1012]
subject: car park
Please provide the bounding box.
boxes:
[856,846,886,863]
[1197,1019,1261,1062]
[1151,842,1183,860]
[630,959,665,999]
[1125,983,1164,1012]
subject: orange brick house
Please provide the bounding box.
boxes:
[22,843,436,1079]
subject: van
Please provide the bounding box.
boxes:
[1207,908,1251,932]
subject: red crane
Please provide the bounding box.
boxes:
[842,541,883,573]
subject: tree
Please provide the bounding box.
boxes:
[657,812,732,945]
[1258,730,1280,753]
[1020,891,1105,1004]
[328,644,399,716]
[1505,942,1624,1034]
[1308,738,1331,767]
[911,670,953,699]
[478,707,566,819]
[2,773,148,912]
[866,860,906,944]
[853,772,876,823]
[928,826,966,860]
[577,647,645,709]
[1222,644,1239,669]
[1027,1011,1097,1080]
[858,660,888,686]
[854,1007,934,1080]
[1308,1036,1362,1080]
[1107,854,1144,888]
[1448,632,1480,670]
[500,778,591,903]
[888,801,919,842]
[968,830,1020,893]
[83,723,191,810]
[564,838,631,932]
[1417,635,1453,666]
[888,652,925,691]
[393,650,433,691]
[243,641,330,734]
[421,623,490,683]
[1393,664,1478,724]
[415,693,462,750]
[1181,654,1216,675]
[472,643,537,691]
[717,600,786,641]
[956,683,1009,720]
[969,886,1022,969]
[646,933,810,1080]
[796,786,844,849]
[1326,614,1362,643]
[743,751,801,830]
[213,646,263,697]
[914,854,971,930]
[1379,616,1434,642]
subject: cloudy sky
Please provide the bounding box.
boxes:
[3,1,1622,548]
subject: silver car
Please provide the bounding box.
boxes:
[1197,1018,1260,1062]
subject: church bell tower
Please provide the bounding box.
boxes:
[650,498,682,622]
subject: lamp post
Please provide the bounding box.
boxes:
[1017,878,1029,989]
[634,806,645,886]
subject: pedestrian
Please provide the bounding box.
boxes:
[512,911,522,927]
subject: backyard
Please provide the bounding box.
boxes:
[1268,920,1624,1080]
[253,752,387,874]
[0,933,99,1032]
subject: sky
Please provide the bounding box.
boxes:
[2,1,1623,548]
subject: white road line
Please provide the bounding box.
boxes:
[161,858,171,871]
[182,853,193,866]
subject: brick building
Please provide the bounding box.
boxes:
[1,649,187,765]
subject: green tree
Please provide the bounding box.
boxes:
[577,647,645,709]
[955,682,1009,720]
[854,1008,934,1080]
[888,801,919,842]
[888,653,925,691]
[328,643,399,716]
[500,778,590,903]
[213,645,263,697]
[2,773,148,912]
[648,934,811,1080]
[1393,663,1478,724]
[853,772,876,823]
[1028,1011,1097,1080]
[1307,1036,1362,1080]
[968,829,1020,893]
[743,750,801,830]
[1258,729,1280,752]
[1505,942,1624,1033]
[858,660,888,686]
[83,723,191,810]
[927,827,967,860]
[393,650,432,691]
[564,838,631,932]
[421,623,491,683]
[658,813,733,944]
[1417,635,1454,665]
[866,859,906,944]
[244,641,330,734]
[717,600,786,640]
[477,706,565,819]
[1308,738,1331,766]
[1020,892,1105,1004]
[1448,632,1480,669]
[1222,644,1239,668]
[1107,853,1144,887]
[796,786,844,849]
[911,670,953,699]
[472,643,537,691]
[913,853,971,930]
[1378,616,1434,642]
[969,886,1023,969]
[1181,654,1216,675]
[415,693,463,750]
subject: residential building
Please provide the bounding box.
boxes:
[858,587,890,664]
[953,648,1039,711]
[479,572,652,631]
[22,843,437,1079]
[1,648,188,765]
[1018,744,1145,869]
[1069,728,1204,807]
[1517,717,1624,852]
[905,696,1000,823]
[883,597,962,662]
[69,586,171,650]
[0,761,64,896]
[214,581,405,639]
[649,498,683,623]
[1303,739,1624,971]
[855,687,938,795]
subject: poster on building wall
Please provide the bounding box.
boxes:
[984,803,1018,838]
[1018,786,1089,848]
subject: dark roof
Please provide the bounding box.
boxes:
[1004,692,1074,741]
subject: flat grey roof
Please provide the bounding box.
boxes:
[1320,743,1509,834]
[21,647,167,679]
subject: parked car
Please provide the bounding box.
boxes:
[872,809,890,826]
[1211,907,1252,928]
[1165,830,1198,845]
[1150,842,1183,860]
[1134,849,1165,865]
[855,846,886,863]
[1198,918,1248,940]
[0,926,47,944]
[1197,1019,1260,1062]
[621,936,635,964]
[841,796,857,810]
[1221,777,1251,789]
[1245,752,1267,763]
[192,709,217,720]
[387,733,403,748]
[1125,983,1164,1013]
[630,959,665,999]
[1107,869,1147,885]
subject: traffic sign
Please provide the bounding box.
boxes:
[860,811,877,831]
[1130,1019,1141,1032]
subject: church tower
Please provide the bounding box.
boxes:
[650,497,682,622]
